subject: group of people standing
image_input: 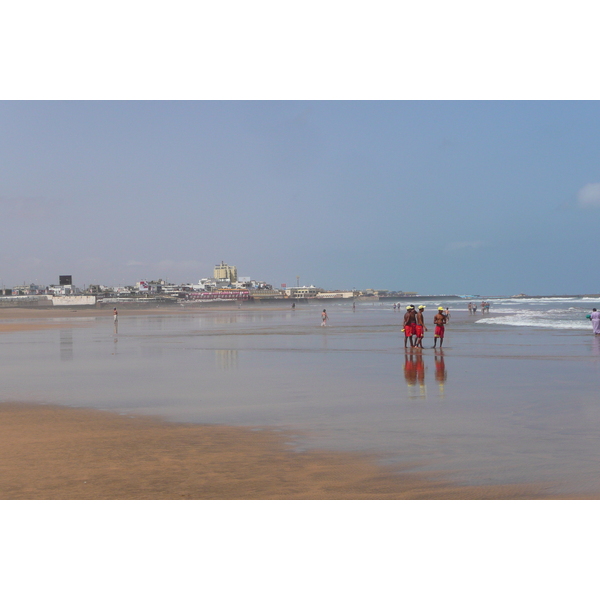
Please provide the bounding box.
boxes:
[403,305,448,349]
[468,301,490,314]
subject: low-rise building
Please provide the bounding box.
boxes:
[315,291,355,299]
[286,286,322,299]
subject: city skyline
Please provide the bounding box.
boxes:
[2,101,600,296]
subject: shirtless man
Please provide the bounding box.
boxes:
[433,306,447,349]
[403,305,417,348]
[414,305,428,348]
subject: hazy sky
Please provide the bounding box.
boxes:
[1,100,599,295]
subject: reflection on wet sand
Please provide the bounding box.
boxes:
[403,350,447,399]
[433,350,448,398]
[215,349,238,370]
[403,351,426,399]
[434,351,447,398]
[214,315,240,325]
[59,329,73,361]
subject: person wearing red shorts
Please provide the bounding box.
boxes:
[414,305,428,347]
[403,305,417,348]
[433,306,447,349]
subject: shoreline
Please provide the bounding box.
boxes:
[0,304,595,499]
[0,304,293,334]
[0,402,581,500]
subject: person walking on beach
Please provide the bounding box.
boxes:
[113,307,118,322]
[591,308,600,335]
[415,305,428,348]
[445,307,450,322]
[403,305,417,348]
[433,306,447,349]
[321,309,329,326]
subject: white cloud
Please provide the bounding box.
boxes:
[577,183,600,207]
[445,240,485,252]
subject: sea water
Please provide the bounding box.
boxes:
[1,298,599,495]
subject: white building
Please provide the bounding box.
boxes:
[286,285,322,299]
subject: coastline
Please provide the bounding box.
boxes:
[0,304,291,334]
[1,303,597,499]
[0,402,571,500]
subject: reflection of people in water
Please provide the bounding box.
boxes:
[403,352,418,387]
[434,351,447,396]
[404,350,426,398]
[415,351,426,397]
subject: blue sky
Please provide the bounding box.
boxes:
[1,100,599,295]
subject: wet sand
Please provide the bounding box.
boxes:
[1,305,595,499]
[0,304,289,334]
[0,403,571,500]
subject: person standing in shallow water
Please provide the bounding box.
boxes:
[591,308,600,335]
[414,305,428,348]
[433,306,447,349]
[321,309,329,326]
[403,305,417,348]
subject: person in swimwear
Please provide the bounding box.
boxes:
[321,309,329,326]
[433,306,447,348]
[414,305,428,348]
[403,305,417,348]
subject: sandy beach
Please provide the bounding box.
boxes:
[0,402,564,500]
[0,303,597,499]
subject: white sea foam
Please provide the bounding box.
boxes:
[476,314,590,330]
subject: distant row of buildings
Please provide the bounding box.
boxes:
[0,261,418,303]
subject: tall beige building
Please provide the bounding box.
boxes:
[214,261,237,282]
